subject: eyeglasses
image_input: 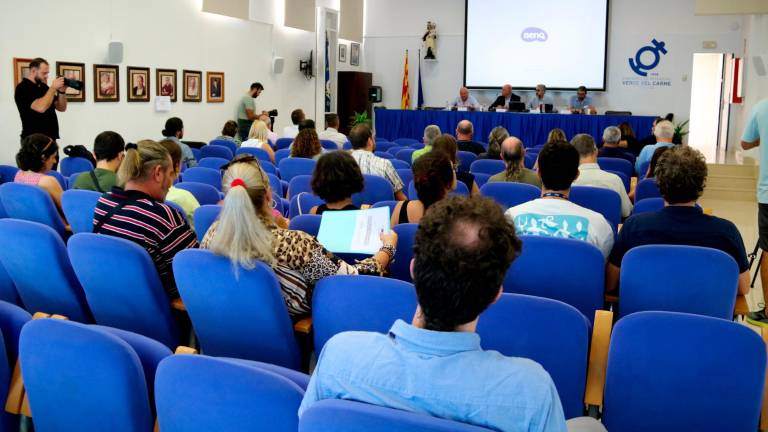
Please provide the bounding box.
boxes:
[219,154,270,190]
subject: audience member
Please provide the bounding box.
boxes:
[93,140,198,297]
[635,120,676,174]
[390,151,455,227]
[546,128,567,145]
[568,86,595,114]
[454,120,486,155]
[636,116,663,151]
[598,126,636,165]
[161,117,196,168]
[489,84,521,110]
[571,134,632,218]
[411,124,441,162]
[450,87,480,110]
[477,126,508,160]
[318,113,347,149]
[291,128,323,160]
[309,151,363,215]
[158,138,201,229]
[72,131,125,193]
[505,141,614,257]
[300,195,574,431]
[606,146,750,298]
[527,84,554,111]
[489,137,541,187]
[283,109,305,138]
[644,146,670,179]
[349,124,407,201]
[237,82,265,141]
[214,120,242,148]
[432,134,480,195]
[242,120,275,163]
[298,119,316,132]
[617,122,640,155]
[201,157,397,317]
[14,133,67,222]
[258,113,279,145]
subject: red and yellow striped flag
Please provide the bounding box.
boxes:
[401,50,410,110]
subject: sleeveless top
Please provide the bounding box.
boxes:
[315,203,358,215]
[14,171,45,185]
[398,200,412,225]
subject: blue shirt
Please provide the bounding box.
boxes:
[163,136,197,168]
[743,99,768,203]
[527,95,554,111]
[299,320,567,432]
[635,141,674,175]
[568,95,593,110]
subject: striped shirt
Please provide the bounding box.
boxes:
[351,150,404,193]
[93,188,199,297]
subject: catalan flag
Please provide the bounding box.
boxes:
[401,50,410,110]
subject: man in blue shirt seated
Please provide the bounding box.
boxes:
[634,120,676,175]
[299,195,604,431]
[606,146,750,296]
[568,86,595,114]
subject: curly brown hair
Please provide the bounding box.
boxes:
[291,128,322,159]
[655,146,707,204]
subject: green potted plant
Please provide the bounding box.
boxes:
[350,111,372,128]
[674,119,689,143]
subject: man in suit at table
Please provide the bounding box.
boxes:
[489,84,521,111]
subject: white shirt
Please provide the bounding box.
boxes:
[451,95,481,109]
[267,130,278,146]
[573,163,633,218]
[283,125,299,139]
[505,198,614,258]
[318,128,348,149]
[241,138,270,150]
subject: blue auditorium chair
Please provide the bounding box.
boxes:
[201,144,233,160]
[275,138,293,150]
[209,138,237,154]
[632,197,664,215]
[59,156,94,177]
[181,167,222,191]
[570,185,621,232]
[279,158,316,182]
[197,157,230,170]
[391,223,418,282]
[635,178,662,201]
[597,157,633,179]
[193,205,221,242]
[289,194,325,219]
[469,159,505,176]
[0,183,67,238]
[352,175,394,206]
[457,151,477,173]
[236,146,272,163]
[175,181,221,206]
[479,182,540,210]
[289,215,321,237]
[395,149,416,163]
[61,189,101,234]
[288,175,313,199]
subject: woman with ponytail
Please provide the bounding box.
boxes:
[14,133,67,222]
[390,151,455,227]
[201,155,398,318]
[431,134,480,196]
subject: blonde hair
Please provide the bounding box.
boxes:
[248,120,269,143]
[546,128,567,144]
[208,159,276,268]
[117,139,171,186]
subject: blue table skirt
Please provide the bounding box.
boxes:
[374,109,656,148]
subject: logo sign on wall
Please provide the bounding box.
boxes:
[521,27,548,42]
[623,38,672,88]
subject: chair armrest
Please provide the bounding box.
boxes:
[294,317,313,334]
[171,298,186,312]
[585,310,614,409]
[175,346,198,355]
[761,328,768,431]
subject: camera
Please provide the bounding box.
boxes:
[62,77,83,91]
[268,109,278,117]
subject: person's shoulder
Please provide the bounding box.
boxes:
[476,350,557,399]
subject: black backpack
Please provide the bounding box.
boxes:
[62,145,96,166]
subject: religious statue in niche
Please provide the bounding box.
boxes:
[423,21,437,60]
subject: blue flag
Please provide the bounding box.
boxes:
[417,50,424,109]
[325,32,331,112]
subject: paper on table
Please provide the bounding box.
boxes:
[155,96,171,112]
[317,207,391,254]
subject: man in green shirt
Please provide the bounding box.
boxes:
[237,82,265,141]
[411,124,441,162]
[72,131,125,193]
[488,137,541,187]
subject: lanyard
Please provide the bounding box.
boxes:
[543,192,568,200]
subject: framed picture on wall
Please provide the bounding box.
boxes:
[339,44,347,63]
[183,70,202,102]
[127,67,150,102]
[156,68,177,102]
[350,43,360,66]
[13,58,33,88]
[206,71,224,103]
[56,62,86,102]
[93,64,119,102]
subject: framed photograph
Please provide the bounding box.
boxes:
[127,66,150,102]
[350,43,360,66]
[56,62,86,102]
[183,70,202,102]
[13,57,33,88]
[339,44,347,63]
[93,64,119,102]
[156,69,177,102]
[206,71,224,103]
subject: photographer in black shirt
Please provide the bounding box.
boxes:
[14,57,68,144]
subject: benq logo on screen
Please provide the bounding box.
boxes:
[521,28,548,42]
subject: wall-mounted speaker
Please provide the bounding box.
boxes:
[272,56,285,74]
[368,86,382,103]
[108,41,123,64]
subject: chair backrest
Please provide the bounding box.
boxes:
[261,160,279,176]
[68,233,179,348]
[66,172,80,190]
[503,235,604,320]
[597,157,633,179]
[390,159,410,170]
[569,185,621,232]
[289,215,321,237]
[197,157,230,170]
[386,145,406,156]
[352,175,394,206]
[375,141,395,153]
[190,148,201,162]
[603,311,766,432]
[619,245,739,319]
[312,275,416,353]
[288,175,313,199]
[300,399,492,431]
[279,158,317,182]
[0,300,31,364]
[523,153,536,169]
[477,293,590,419]
[637,160,651,179]
[457,151,477,173]
[635,178,661,201]
[605,170,630,193]
[0,219,92,322]
[61,189,101,234]
[372,200,398,217]
[181,167,222,190]
[0,183,67,238]
[408,180,468,200]
[173,249,301,369]
[469,159,505,176]
[396,169,414,190]
[391,223,418,282]
[394,138,420,147]
[479,182,540,210]
[395,148,416,163]
[320,139,338,150]
[192,205,221,242]
[275,137,294,150]
[374,151,394,160]
[209,138,237,154]
[275,148,292,165]
[473,172,491,188]
[200,144,233,160]
[20,319,165,432]
[156,355,304,432]
[632,197,664,215]
[59,156,94,177]
[0,165,19,184]
[46,170,67,189]
[174,181,221,206]
[289,193,325,218]
[266,173,283,196]
[236,146,272,162]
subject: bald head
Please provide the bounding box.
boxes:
[456,120,474,140]
[501,137,525,167]
[459,87,469,101]
[501,84,512,97]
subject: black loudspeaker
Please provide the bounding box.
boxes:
[368,86,382,103]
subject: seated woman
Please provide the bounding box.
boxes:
[215,120,242,148]
[158,139,201,229]
[431,134,480,196]
[477,126,508,160]
[629,145,670,202]
[201,157,397,318]
[14,133,68,225]
[390,151,455,227]
[291,128,323,160]
[309,151,364,215]
[241,120,275,163]
[546,128,567,145]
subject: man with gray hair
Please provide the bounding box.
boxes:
[635,120,676,175]
[455,120,485,155]
[572,134,632,217]
[411,124,442,162]
[489,137,541,187]
[527,84,553,111]
[598,126,636,164]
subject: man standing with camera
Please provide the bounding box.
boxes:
[14,57,68,143]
